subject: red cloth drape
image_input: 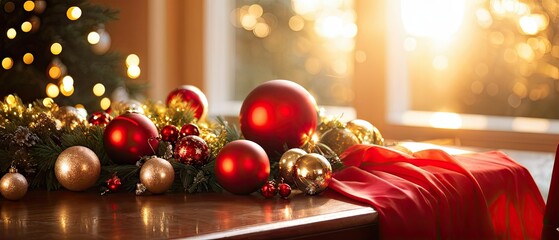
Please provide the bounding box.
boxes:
[329,144,545,239]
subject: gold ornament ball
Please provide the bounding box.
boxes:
[279,148,307,184]
[0,168,28,200]
[139,157,175,194]
[319,128,360,157]
[293,153,332,195]
[55,146,101,191]
[346,119,385,145]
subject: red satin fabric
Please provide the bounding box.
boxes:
[329,144,545,239]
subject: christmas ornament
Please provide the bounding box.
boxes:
[91,27,111,55]
[240,80,318,155]
[161,125,180,142]
[346,119,384,145]
[88,111,112,126]
[293,153,332,195]
[180,123,200,137]
[55,146,101,191]
[103,112,159,164]
[107,175,121,192]
[139,157,175,194]
[166,85,208,120]
[54,106,87,129]
[0,167,28,200]
[279,148,307,185]
[215,140,270,194]
[278,182,292,199]
[319,128,360,157]
[260,181,277,198]
[174,135,210,166]
[112,100,144,115]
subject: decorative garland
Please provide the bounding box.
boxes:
[0,81,385,200]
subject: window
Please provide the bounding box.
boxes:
[387,0,559,134]
[205,0,356,119]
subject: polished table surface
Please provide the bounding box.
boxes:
[0,189,378,239]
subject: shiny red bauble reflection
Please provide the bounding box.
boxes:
[160,125,180,142]
[214,140,270,194]
[103,112,159,164]
[166,85,208,120]
[239,80,318,156]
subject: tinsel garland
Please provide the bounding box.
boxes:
[0,94,346,193]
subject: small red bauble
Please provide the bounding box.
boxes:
[166,85,208,120]
[161,125,180,142]
[107,175,121,192]
[278,182,292,199]
[239,80,318,156]
[103,112,159,164]
[180,123,200,137]
[88,111,112,126]
[214,140,270,194]
[261,181,277,198]
[174,135,210,166]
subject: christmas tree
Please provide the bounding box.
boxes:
[0,0,136,111]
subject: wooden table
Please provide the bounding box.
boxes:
[0,189,378,239]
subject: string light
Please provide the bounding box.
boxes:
[67,6,82,21]
[100,97,111,110]
[23,53,34,64]
[21,21,32,32]
[87,31,100,44]
[2,57,13,70]
[46,83,60,98]
[51,43,62,55]
[127,65,141,79]
[23,1,35,12]
[42,98,54,107]
[126,54,140,67]
[92,83,105,96]
[7,28,16,39]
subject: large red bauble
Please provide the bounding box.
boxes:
[103,112,159,164]
[240,80,318,155]
[214,140,270,194]
[166,85,208,120]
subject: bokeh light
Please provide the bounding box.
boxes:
[51,42,62,55]
[67,6,82,21]
[2,57,13,70]
[93,83,105,96]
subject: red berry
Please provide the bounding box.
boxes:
[278,183,291,199]
[260,181,277,198]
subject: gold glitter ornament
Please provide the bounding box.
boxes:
[139,157,175,194]
[0,167,28,200]
[293,153,332,195]
[279,148,307,184]
[319,128,360,157]
[55,146,101,191]
[346,119,385,145]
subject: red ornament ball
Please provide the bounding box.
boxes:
[260,181,277,198]
[174,135,210,166]
[88,111,112,126]
[215,140,270,195]
[103,112,159,164]
[161,125,180,142]
[166,85,208,120]
[239,80,318,156]
[180,123,200,137]
[278,182,292,199]
[107,175,121,192]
